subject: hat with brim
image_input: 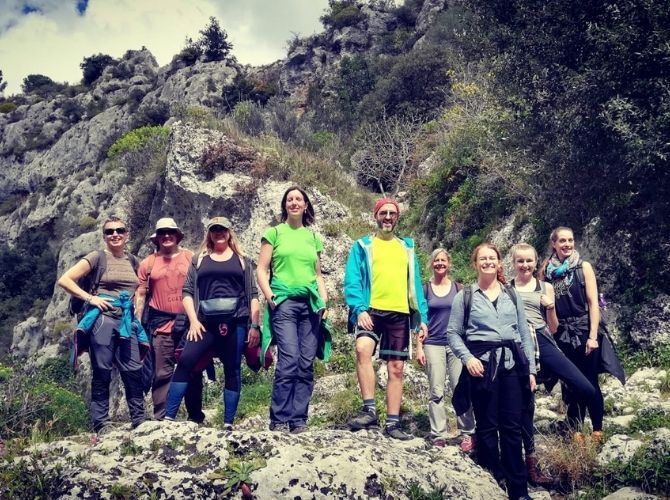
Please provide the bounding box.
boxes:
[149,217,184,245]
[206,216,232,231]
[244,344,274,372]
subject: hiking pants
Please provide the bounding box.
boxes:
[166,318,246,423]
[471,367,528,500]
[89,315,145,431]
[269,298,320,428]
[151,332,204,421]
[423,344,475,437]
[521,333,596,452]
[557,328,604,431]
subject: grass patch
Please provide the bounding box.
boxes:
[592,444,670,497]
[628,408,670,433]
[119,437,143,457]
[187,452,212,468]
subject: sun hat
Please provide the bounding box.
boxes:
[149,217,184,245]
[206,216,232,231]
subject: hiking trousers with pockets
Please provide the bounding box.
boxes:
[89,315,145,431]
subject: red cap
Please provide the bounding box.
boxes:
[373,198,400,217]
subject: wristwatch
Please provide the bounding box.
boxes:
[250,323,260,330]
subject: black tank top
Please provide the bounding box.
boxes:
[197,255,249,317]
[547,267,588,320]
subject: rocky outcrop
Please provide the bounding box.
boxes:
[17,420,506,499]
[627,295,670,348]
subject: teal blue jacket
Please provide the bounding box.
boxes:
[344,234,428,329]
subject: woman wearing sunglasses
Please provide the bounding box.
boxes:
[165,216,260,430]
[58,216,146,433]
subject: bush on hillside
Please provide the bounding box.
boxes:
[80,53,115,86]
[232,100,265,136]
[222,73,277,111]
[320,1,367,29]
[21,74,66,98]
[107,125,170,160]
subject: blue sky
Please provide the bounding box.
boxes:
[0,0,328,95]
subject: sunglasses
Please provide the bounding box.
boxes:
[103,227,127,236]
[157,229,177,237]
[209,225,228,232]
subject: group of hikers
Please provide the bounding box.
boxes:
[57,186,624,500]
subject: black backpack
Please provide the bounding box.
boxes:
[68,250,140,316]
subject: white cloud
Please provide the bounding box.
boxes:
[0,0,327,95]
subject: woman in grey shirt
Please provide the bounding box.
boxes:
[447,243,536,500]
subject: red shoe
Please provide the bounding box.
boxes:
[459,434,476,453]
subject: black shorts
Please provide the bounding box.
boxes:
[356,309,410,361]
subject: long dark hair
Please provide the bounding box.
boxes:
[280,186,315,226]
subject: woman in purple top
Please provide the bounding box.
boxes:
[416,248,475,450]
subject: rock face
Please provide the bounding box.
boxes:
[20,420,506,499]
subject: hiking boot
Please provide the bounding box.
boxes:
[290,424,309,435]
[269,422,289,433]
[573,431,585,444]
[384,422,412,440]
[348,409,379,431]
[459,434,476,453]
[526,453,552,486]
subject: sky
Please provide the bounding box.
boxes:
[0,0,329,95]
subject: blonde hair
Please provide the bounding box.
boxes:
[427,247,451,273]
[198,225,246,257]
[510,243,539,263]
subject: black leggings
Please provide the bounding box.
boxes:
[522,333,597,452]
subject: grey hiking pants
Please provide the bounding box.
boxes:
[89,315,145,431]
[424,344,475,437]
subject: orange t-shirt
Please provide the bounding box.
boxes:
[137,250,193,334]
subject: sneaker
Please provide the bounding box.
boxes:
[290,425,309,435]
[428,435,446,448]
[223,423,234,432]
[591,431,604,445]
[384,422,412,440]
[459,434,476,453]
[269,422,289,432]
[348,409,379,431]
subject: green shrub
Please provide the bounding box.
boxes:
[595,444,670,496]
[628,408,670,433]
[0,455,64,498]
[320,1,367,29]
[107,125,170,160]
[232,100,265,136]
[0,102,17,114]
[222,73,277,111]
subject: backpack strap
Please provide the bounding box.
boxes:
[422,282,429,299]
[455,282,463,292]
[90,250,107,296]
[462,284,472,331]
[145,253,157,301]
[503,283,519,308]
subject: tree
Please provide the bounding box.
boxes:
[80,53,115,86]
[352,112,424,195]
[199,17,233,62]
[21,74,64,97]
[0,70,7,95]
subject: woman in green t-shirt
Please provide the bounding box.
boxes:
[257,186,328,434]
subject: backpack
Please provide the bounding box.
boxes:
[462,283,518,330]
[68,250,140,317]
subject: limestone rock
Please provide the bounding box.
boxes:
[597,434,644,466]
[627,294,670,348]
[13,422,507,499]
[602,487,658,500]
